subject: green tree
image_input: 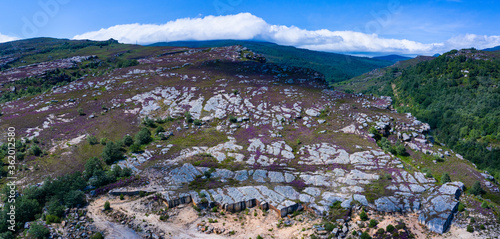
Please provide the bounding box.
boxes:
[102,141,124,165]
[64,190,85,207]
[104,201,111,210]
[469,181,485,196]
[28,222,50,239]
[84,157,103,180]
[123,135,134,146]
[360,210,368,221]
[135,128,152,145]
[441,173,451,184]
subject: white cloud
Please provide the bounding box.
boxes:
[0,33,19,43]
[73,13,500,55]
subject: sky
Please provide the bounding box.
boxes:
[0,0,499,56]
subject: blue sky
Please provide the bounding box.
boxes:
[0,0,499,55]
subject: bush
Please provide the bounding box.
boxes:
[104,201,111,210]
[120,194,124,200]
[129,143,143,153]
[228,115,237,123]
[377,228,385,234]
[324,222,335,232]
[185,112,194,124]
[0,232,14,239]
[45,214,61,223]
[143,116,156,128]
[31,145,42,156]
[155,126,165,135]
[84,157,103,180]
[64,190,85,207]
[441,173,451,184]
[386,224,395,232]
[360,210,368,221]
[28,222,50,239]
[77,108,85,116]
[120,167,133,177]
[360,232,371,239]
[100,137,107,145]
[481,201,489,209]
[135,128,152,145]
[87,135,98,145]
[256,235,263,239]
[480,224,485,230]
[394,141,408,156]
[123,135,134,146]
[469,181,485,196]
[368,219,378,228]
[193,119,202,126]
[90,232,104,239]
[458,203,465,212]
[112,165,122,178]
[467,225,474,232]
[102,141,124,165]
[47,200,65,218]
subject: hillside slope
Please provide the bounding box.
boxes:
[150,40,393,83]
[0,39,499,239]
[337,49,500,184]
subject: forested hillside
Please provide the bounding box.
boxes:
[338,48,500,180]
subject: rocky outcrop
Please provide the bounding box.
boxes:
[417,182,464,234]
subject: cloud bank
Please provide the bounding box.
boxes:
[73,13,500,55]
[0,33,19,43]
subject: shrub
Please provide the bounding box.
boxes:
[441,173,451,184]
[135,128,152,145]
[129,144,142,153]
[377,228,385,234]
[256,235,263,239]
[369,127,380,140]
[480,224,485,230]
[90,232,104,239]
[102,141,124,165]
[0,232,14,239]
[31,145,42,156]
[458,203,465,212]
[467,225,474,232]
[104,201,111,210]
[77,108,85,116]
[143,116,156,128]
[29,222,50,239]
[360,210,369,221]
[84,157,103,180]
[45,214,61,223]
[360,232,371,239]
[368,219,378,228]
[229,115,237,123]
[394,141,408,156]
[87,135,98,145]
[155,126,165,135]
[100,137,107,145]
[64,190,85,207]
[470,217,475,223]
[324,222,335,232]
[120,167,133,177]
[469,181,485,196]
[481,201,489,209]
[386,224,395,232]
[112,165,122,178]
[185,112,194,123]
[16,151,24,161]
[120,194,125,200]
[47,199,65,217]
[193,119,202,126]
[123,135,134,146]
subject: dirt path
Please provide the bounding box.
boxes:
[87,197,141,239]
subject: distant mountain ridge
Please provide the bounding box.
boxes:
[150,40,393,83]
[372,54,412,63]
[483,45,500,51]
